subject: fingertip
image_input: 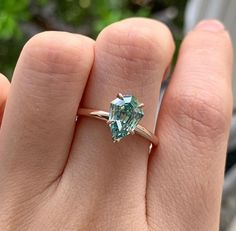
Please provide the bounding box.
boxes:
[193,20,233,63]
[183,24,233,82]
[194,19,225,32]
[20,31,95,78]
[97,17,175,71]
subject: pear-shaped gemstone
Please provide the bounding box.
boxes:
[108,95,144,142]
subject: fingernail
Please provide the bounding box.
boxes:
[195,20,225,32]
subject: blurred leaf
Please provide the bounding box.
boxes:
[0,0,30,40]
[0,15,16,39]
[37,0,48,5]
[0,0,188,77]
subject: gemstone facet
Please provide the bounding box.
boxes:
[108,95,144,142]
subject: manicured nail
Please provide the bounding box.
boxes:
[195,20,225,32]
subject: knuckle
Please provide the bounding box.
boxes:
[166,91,230,139]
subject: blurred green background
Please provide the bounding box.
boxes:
[0,0,187,78]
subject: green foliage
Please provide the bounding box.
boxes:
[55,0,150,37]
[0,0,29,39]
[0,0,187,78]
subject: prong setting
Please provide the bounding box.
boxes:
[75,115,79,122]
[113,138,121,143]
[117,93,124,100]
[138,103,144,108]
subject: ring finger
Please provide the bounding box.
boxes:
[58,18,175,228]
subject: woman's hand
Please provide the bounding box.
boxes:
[0,18,233,231]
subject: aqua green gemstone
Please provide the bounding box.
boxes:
[109,95,144,142]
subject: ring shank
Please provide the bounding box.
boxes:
[78,108,158,146]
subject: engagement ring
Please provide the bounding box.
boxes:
[78,93,158,146]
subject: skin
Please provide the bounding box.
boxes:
[0,18,233,231]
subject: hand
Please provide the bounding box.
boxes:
[0,18,233,231]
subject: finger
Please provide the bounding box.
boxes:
[0,74,10,124]
[59,18,174,227]
[147,20,233,230]
[0,32,94,194]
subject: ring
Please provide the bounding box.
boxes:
[78,93,158,146]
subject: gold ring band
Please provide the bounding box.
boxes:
[78,108,158,146]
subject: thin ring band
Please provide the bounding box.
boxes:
[78,108,158,146]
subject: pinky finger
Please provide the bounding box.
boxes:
[0,74,10,124]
